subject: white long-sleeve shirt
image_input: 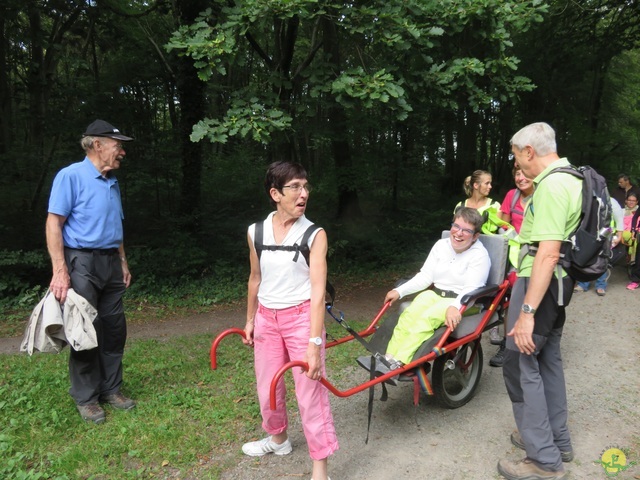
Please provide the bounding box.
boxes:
[395,237,491,309]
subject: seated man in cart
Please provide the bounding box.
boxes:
[380,207,491,373]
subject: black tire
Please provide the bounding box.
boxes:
[432,341,483,409]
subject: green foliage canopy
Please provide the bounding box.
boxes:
[166,0,547,146]
[1,0,640,311]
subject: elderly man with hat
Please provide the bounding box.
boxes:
[46,119,135,424]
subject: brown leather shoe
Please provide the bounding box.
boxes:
[77,403,106,424]
[100,392,136,410]
[498,457,567,480]
[511,431,574,462]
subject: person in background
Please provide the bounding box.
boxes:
[242,161,337,480]
[498,165,534,234]
[626,203,640,291]
[488,164,535,367]
[454,170,503,234]
[46,119,135,424]
[499,122,579,480]
[622,192,638,220]
[573,199,623,296]
[620,193,639,267]
[611,174,640,209]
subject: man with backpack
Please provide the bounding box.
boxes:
[498,123,580,480]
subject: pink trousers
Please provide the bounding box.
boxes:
[254,300,339,460]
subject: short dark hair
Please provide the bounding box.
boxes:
[264,161,308,207]
[453,206,485,233]
[618,173,630,182]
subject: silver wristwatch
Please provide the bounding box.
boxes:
[521,304,537,314]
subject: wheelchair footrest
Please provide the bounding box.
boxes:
[356,355,429,383]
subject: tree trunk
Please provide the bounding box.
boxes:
[443,113,456,195]
[175,0,208,225]
[26,2,45,157]
[0,12,11,156]
[584,60,609,165]
[28,4,88,211]
[456,106,478,179]
[322,16,361,220]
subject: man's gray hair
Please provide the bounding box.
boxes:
[80,136,96,152]
[510,122,557,156]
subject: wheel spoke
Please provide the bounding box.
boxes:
[446,369,469,389]
[455,370,470,388]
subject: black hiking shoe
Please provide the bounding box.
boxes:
[490,344,505,367]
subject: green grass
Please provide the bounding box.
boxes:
[0,320,369,479]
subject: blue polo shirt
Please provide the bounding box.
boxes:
[48,157,124,249]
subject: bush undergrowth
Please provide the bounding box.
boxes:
[0,210,447,336]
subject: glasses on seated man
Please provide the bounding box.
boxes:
[451,222,476,236]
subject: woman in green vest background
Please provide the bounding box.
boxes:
[455,170,505,234]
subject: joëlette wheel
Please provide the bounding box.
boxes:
[432,340,483,409]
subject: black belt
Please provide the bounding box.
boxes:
[66,247,119,255]
[432,287,458,298]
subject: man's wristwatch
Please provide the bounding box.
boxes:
[521,304,537,314]
[309,337,322,346]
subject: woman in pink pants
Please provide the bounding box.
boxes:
[242,161,338,480]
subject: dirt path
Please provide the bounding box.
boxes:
[0,282,389,355]
[2,270,638,479]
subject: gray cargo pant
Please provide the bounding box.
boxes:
[503,276,574,472]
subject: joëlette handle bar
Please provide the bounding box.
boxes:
[210,328,246,370]
[210,301,392,370]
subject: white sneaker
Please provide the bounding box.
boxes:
[242,436,292,457]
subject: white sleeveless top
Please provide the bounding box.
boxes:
[248,212,322,309]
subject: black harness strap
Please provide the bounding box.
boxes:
[325,306,391,366]
[365,356,388,445]
[297,223,319,265]
[366,357,376,445]
[325,281,336,307]
[254,220,319,265]
[254,220,335,306]
[254,220,264,258]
